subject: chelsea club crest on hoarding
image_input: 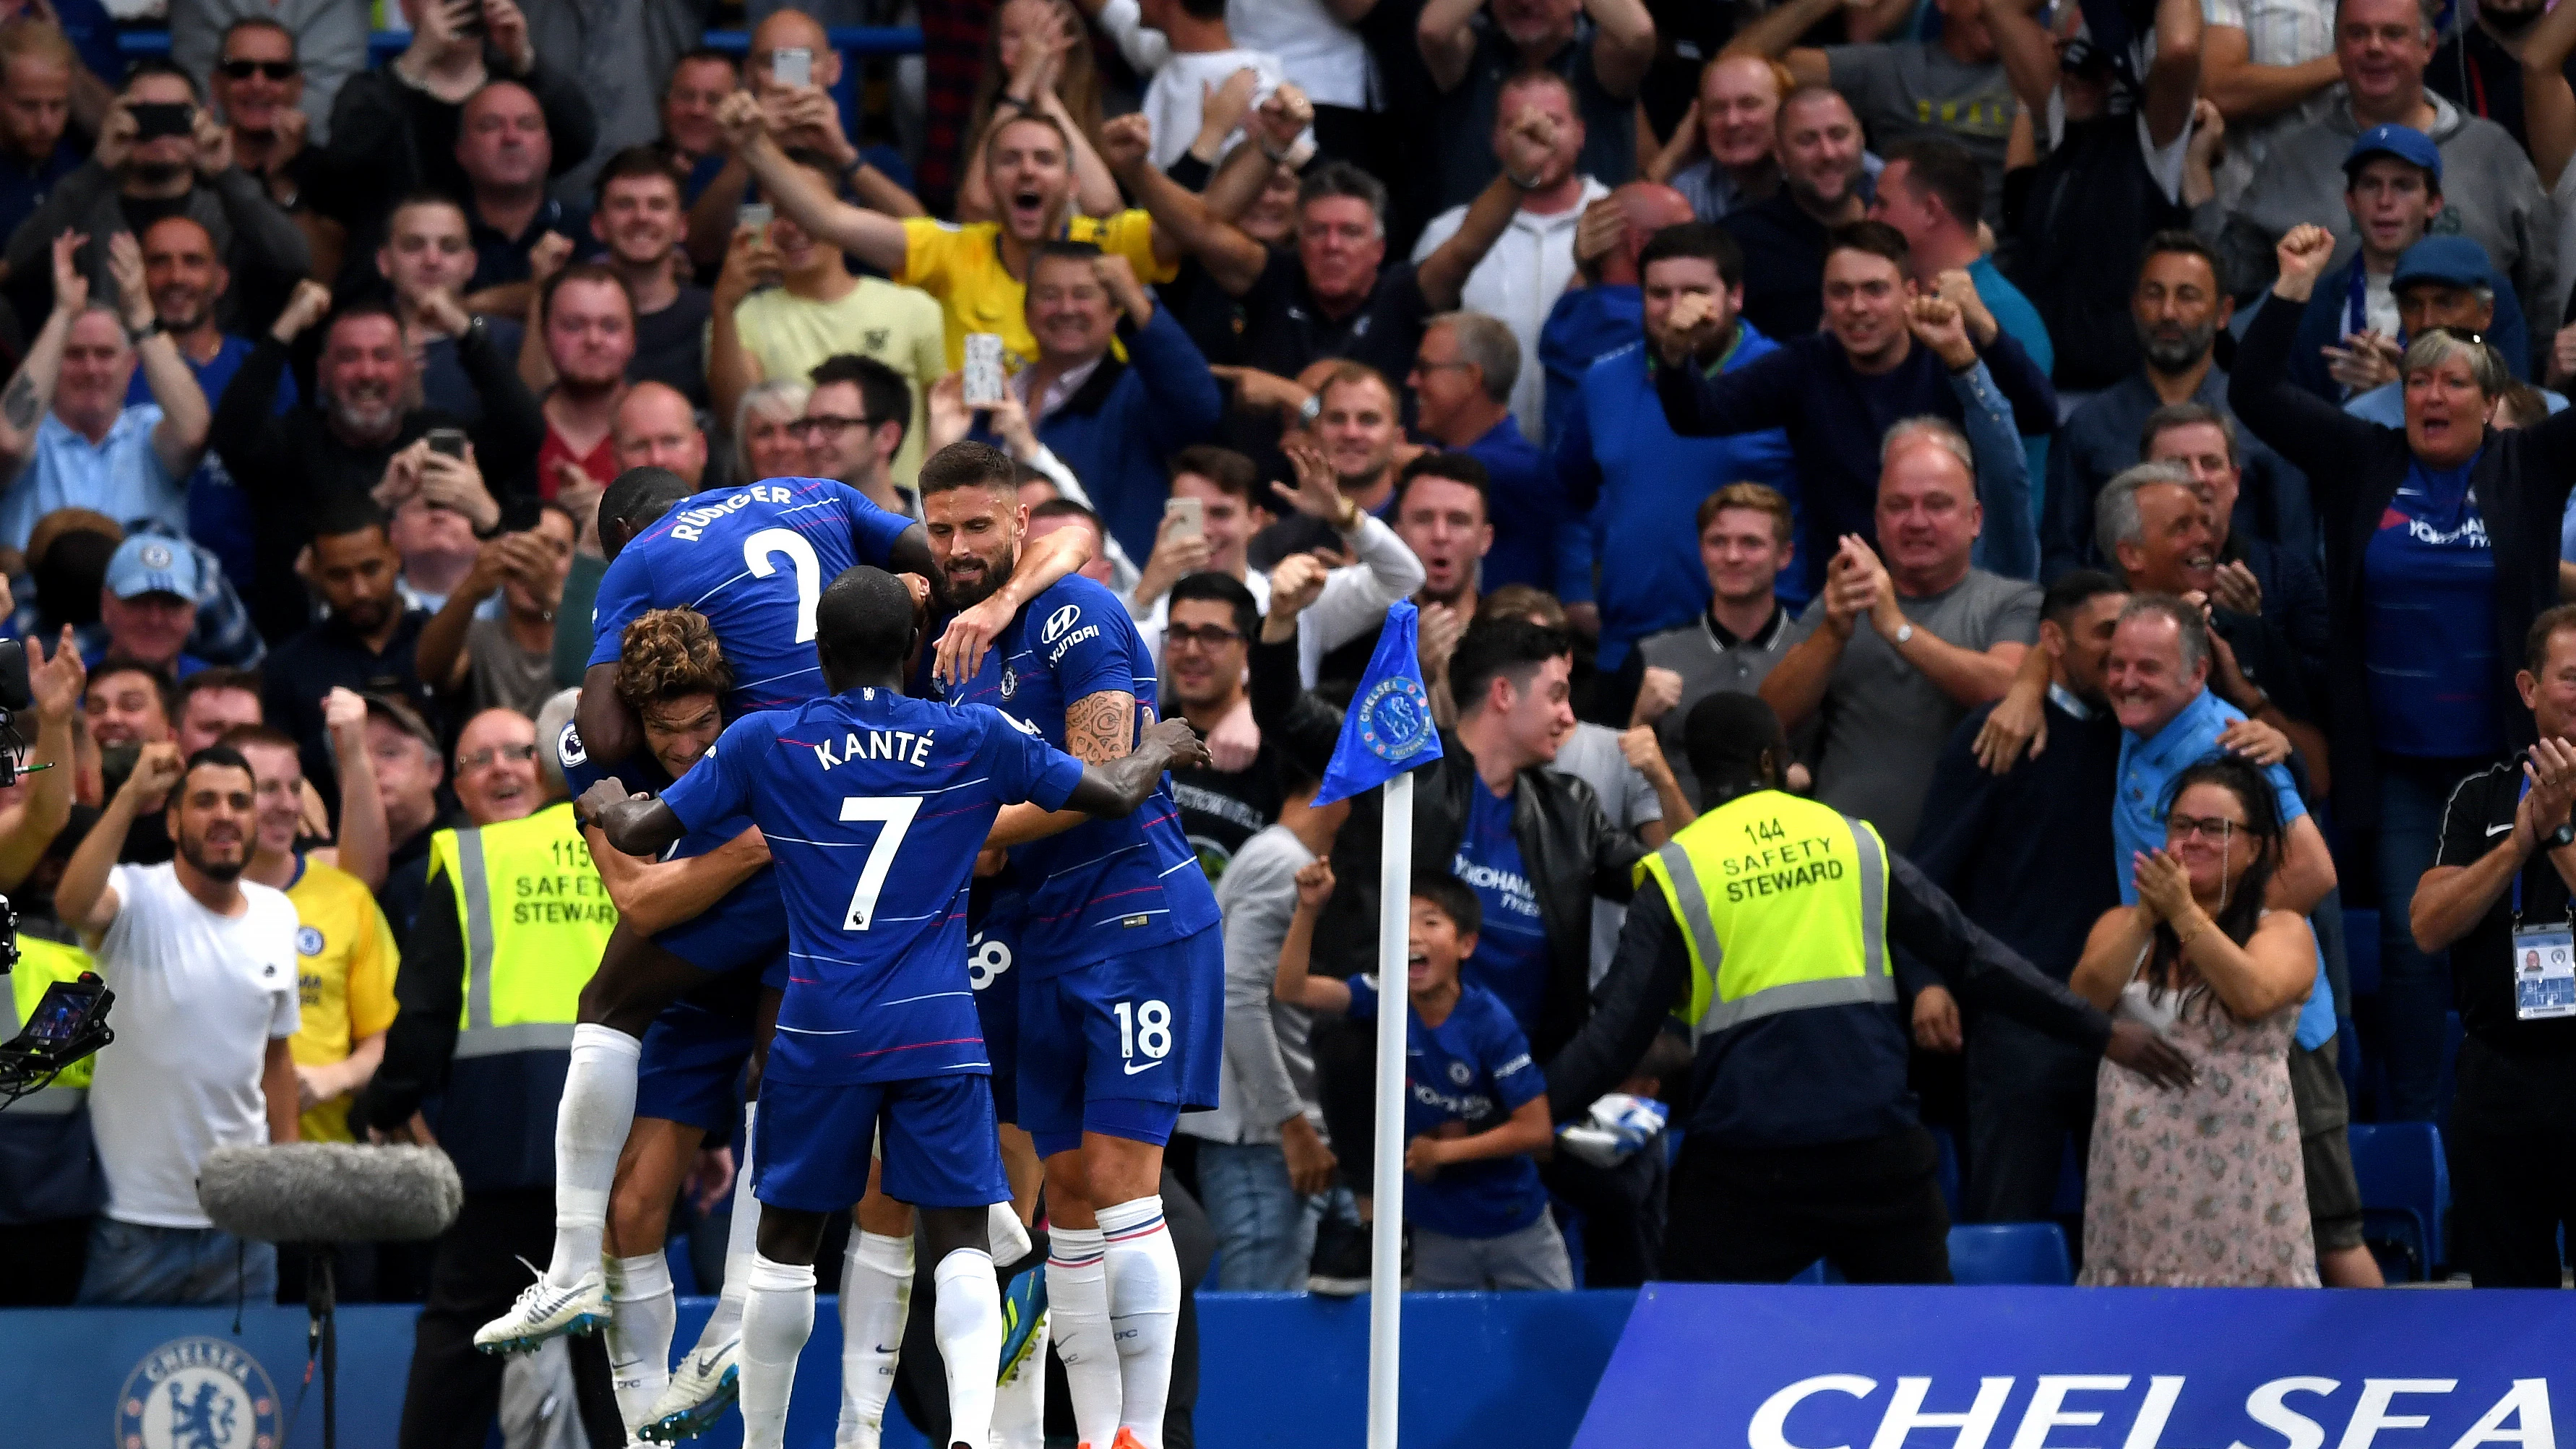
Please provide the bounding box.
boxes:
[116,1336,281,1449]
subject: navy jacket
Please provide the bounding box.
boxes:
[1653,331,2057,564]
[997,305,1223,562]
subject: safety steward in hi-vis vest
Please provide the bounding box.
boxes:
[1538,694,2192,1284]
[356,794,629,1448]
[361,799,617,1190]
[1,932,107,1284]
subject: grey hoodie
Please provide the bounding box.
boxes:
[2202,86,2558,367]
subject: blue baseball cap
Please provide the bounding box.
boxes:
[103,534,202,601]
[2392,235,2494,292]
[2344,124,2442,184]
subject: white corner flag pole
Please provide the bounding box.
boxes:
[1367,769,1414,1449]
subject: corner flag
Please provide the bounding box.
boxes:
[1314,599,1444,807]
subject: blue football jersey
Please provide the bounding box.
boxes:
[1347,976,1550,1239]
[553,715,744,855]
[659,687,1087,1086]
[925,575,1220,978]
[587,478,918,717]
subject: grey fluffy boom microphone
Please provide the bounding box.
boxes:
[198,1143,464,1244]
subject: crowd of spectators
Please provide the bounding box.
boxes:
[7,0,2576,1378]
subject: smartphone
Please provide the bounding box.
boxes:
[1164,495,1202,539]
[963,332,1007,408]
[737,202,774,233]
[129,102,193,141]
[772,46,812,88]
[426,427,468,460]
[449,0,486,38]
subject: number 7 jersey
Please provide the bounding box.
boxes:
[587,478,918,716]
[658,687,1090,1086]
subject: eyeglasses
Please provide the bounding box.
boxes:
[1165,624,1244,649]
[457,742,539,773]
[788,415,875,437]
[218,59,298,80]
[2163,813,2245,843]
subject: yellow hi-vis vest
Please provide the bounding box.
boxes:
[428,801,616,1061]
[7,935,98,1108]
[1636,789,1892,1041]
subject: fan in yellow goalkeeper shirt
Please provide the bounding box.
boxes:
[716,89,1176,371]
[231,728,399,1143]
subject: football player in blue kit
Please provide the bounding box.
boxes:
[564,608,1001,1449]
[480,463,1093,1360]
[916,444,1226,1449]
[569,609,770,1437]
[580,564,1211,1449]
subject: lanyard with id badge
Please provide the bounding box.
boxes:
[2512,775,2576,1020]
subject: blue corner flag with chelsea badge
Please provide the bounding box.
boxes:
[1315,599,1444,807]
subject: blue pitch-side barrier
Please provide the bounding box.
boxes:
[1575,1284,2576,1449]
[1,1289,1634,1448]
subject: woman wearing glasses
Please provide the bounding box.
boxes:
[2236,222,2576,1128]
[2072,757,2320,1286]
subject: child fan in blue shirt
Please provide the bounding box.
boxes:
[1275,864,1574,1291]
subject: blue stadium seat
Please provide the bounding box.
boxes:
[2349,1122,2450,1281]
[1947,1224,2073,1285]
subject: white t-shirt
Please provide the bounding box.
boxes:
[85,863,301,1228]
[1145,48,1293,171]
[1228,0,1374,111]
[1094,0,1374,113]
[1410,178,1614,444]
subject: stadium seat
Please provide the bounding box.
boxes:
[2350,1122,2450,1281]
[1947,1224,2073,1285]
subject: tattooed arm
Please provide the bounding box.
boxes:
[0,231,89,477]
[984,688,1146,849]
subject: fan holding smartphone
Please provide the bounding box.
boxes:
[389,0,538,103]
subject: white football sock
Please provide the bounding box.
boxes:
[740,1252,817,1449]
[1046,1224,1120,1448]
[991,1298,1048,1449]
[933,1247,1003,1449]
[988,1200,1032,1265]
[1098,1195,1181,1448]
[606,1251,675,1430]
[699,1101,762,1347]
[548,1024,640,1287]
[834,1230,914,1449]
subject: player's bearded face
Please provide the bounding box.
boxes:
[925,485,1022,609]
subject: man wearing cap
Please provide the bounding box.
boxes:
[2344,237,2564,426]
[358,692,448,942]
[2212,0,2555,362]
[85,535,209,679]
[1536,691,2193,1282]
[2279,127,2491,400]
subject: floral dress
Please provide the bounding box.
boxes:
[2077,949,2318,1288]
